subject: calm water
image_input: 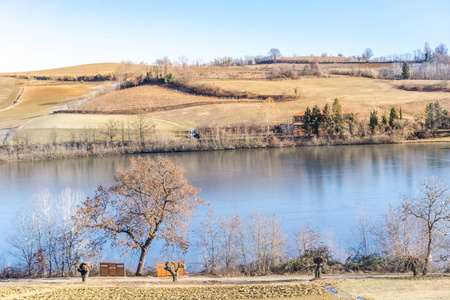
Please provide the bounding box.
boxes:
[1,143,449,266]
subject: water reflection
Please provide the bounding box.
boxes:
[1,143,449,255]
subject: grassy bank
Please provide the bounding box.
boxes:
[0,134,404,163]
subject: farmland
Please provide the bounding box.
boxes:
[0,80,103,128]
[76,85,259,114]
[0,61,449,145]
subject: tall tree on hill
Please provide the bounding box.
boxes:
[76,156,205,276]
[269,48,282,62]
[402,62,411,79]
[332,98,344,136]
[362,48,374,61]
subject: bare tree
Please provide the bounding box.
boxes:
[132,113,150,146]
[246,212,286,275]
[362,48,374,61]
[76,156,205,276]
[350,204,372,257]
[402,176,450,275]
[268,48,282,61]
[11,129,32,158]
[196,209,227,274]
[371,204,424,273]
[258,97,280,136]
[8,208,38,276]
[100,119,120,143]
[49,126,58,147]
[294,223,323,257]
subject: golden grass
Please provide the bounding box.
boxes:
[0,77,26,110]
[17,114,188,143]
[199,77,450,120]
[0,63,123,77]
[332,276,450,300]
[0,81,102,129]
[77,85,246,113]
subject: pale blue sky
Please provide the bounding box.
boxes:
[1,0,449,72]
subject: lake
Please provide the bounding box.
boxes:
[1,143,449,268]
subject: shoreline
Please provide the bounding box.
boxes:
[1,135,449,164]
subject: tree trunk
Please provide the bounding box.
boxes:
[136,247,148,276]
[423,233,432,276]
[81,270,90,282]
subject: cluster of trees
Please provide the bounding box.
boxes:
[196,177,450,276]
[302,99,355,136]
[350,177,450,275]
[8,189,94,277]
[266,62,321,80]
[373,42,448,63]
[196,210,285,275]
[369,107,404,133]
[424,100,450,132]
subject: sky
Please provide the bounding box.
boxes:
[0,0,449,72]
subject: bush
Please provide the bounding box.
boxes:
[345,253,388,272]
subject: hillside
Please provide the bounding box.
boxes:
[1,63,121,77]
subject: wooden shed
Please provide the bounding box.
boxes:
[156,262,185,277]
[99,262,126,276]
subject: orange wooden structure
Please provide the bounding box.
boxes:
[156,262,185,277]
[99,262,126,276]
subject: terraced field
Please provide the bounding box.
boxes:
[76,85,257,114]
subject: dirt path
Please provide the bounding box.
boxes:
[0,274,411,286]
[0,86,24,112]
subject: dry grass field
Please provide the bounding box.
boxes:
[1,63,123,77]
[77,85,256,114]
[0,77,26,110]
[332,276,450,300]
[0,81,103,128]
[1,63,449,143]
[1,276,449,300]
[199,77,450,120]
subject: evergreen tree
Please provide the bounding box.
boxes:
[322,103,333,134]
[348,113,356,136]
[332,98,344,135]
[369,109,378,133]
[389,107,400,128]
[382,111,390,131]
[302,107,313,136]
[311,105,322,135]
[402,62,411,79]
[399,107,403,120]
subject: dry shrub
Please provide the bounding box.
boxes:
[399,81,449,92]
[328,68,379,79]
